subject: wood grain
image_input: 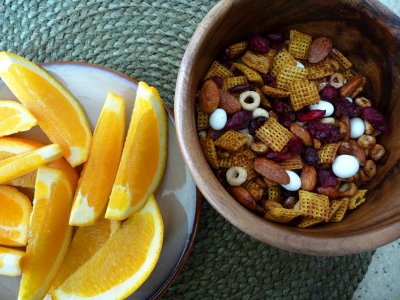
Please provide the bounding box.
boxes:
[174,0,400,255]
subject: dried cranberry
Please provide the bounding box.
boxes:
[217,48,230,64]
[207,128,224,140]
[248,116,267,135]
[265,146,294,162]
[362,107,391,134]
[267,32,285,50]
[334,97,360,117]
[303,147,319,166]
[297,109,326,122]
[317,169,338,187]
[248,35,270,54]
[307,121,341,144]
[229,83,253,93]
[216,168,228,185]
[209,76,223,88]
[320,85,338,101]
[279,112,296,128]
[271,99,289,114]
[287,136,304,155]
[262,73,277,88]
[224,110,253,131]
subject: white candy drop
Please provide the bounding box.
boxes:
[350,117,365,139]
[296,61,305,69]
[281,170,301,191]
[209,108,227,130]
[309,100,334,117]
[332,155,359,178]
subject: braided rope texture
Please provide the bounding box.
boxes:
[0,1,373,299]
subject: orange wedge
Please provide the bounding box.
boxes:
[0,185,32,247]
[0,52,92,167]
[70,92,125,225]
[0,246,25,276]
[50,218,120,291]
[106,82,167,220]
[19,166,77,300]
[0,100,37,136]
[53,195,163,300]
[0,143,62,184]
[0,137,77,189]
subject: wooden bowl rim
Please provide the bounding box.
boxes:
[174,0,400,255]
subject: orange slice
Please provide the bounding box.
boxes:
[50,218,120,291]
[19,166,77,300]
[0,185,32,247]
[106,82,167,220]
[53,195,163,300]
[0,246,25,276]
[0,137,77,189]
[0,143,62,184]
[0,100,37,136]
[0,52,92,167]
[70,92,125,225]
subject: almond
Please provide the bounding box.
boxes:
[339,75,365,97]
[254,158,290,185]
[290,123,313,146]
[219,89,241,114]
[199,79,220,113]
[317,186,340,199]
[229,186,256,210]
[300,165,317,191]
[308,37,333,63]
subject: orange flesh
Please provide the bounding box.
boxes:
[5,65,88,159]
[61,211,155,295]
[109,101,159,210]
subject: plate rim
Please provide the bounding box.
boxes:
[8,61,201,299]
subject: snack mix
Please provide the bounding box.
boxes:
[196,30,390,228]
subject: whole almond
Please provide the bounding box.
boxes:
[339,75,365,97]
[317,186,340,199]
[308,37,333,63]
[300,165,317,191]
[218,89,241,114]
[244,186,263,202]
[230,186,256,210]
[290,123,313,146]
[254,158,290,185]
[199,79,220,113]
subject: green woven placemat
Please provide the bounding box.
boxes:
[0,1,373,299]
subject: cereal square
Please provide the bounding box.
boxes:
[200,137,219,169]
[203,61,234,81]
[241,51,271,74]
[299,190,330,221]
[265,207,302,223]
[270,49,297,77]
[288,79,320,111]
[255,117,294,152]
[233,63,264,86]
[215,130,249,151]
[222,76,248,91]
[318,143,341,164]
[288,30,312,59]
[276,65,309,90]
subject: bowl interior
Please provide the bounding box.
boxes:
[176,0,400,255]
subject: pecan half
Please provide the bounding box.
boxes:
[339,75,366,97]
[290,123,313,146]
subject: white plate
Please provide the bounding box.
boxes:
[0,62,199,300]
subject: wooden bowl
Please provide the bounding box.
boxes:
[174,0,400,255]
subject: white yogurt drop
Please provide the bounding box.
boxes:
[309,100,334,117]
[332,155,359,178]
[296,61,305,69]
[209,108,227,130]
[350,117,365,139]
[281,170,301,191]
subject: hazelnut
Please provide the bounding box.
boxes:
[357,135,376,150]
[355,96,372,108]
[283,196,298,209]
[313,138,322,150]
[251,142,269,154]
[364,160,377,178]
[369,144,386,162]
[364,120,380,136]
[264,200,283,211]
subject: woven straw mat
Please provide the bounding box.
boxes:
[0,1,373,299]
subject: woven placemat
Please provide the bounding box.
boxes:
[0,1,373,299]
